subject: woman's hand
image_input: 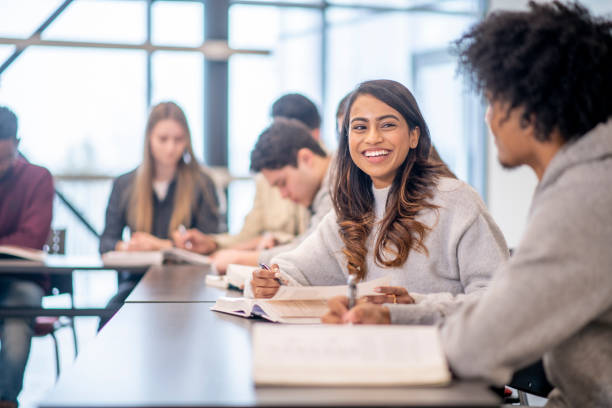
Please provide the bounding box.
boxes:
[171,228,217,254]
[250,264,281,298]
[255,232,278,250]
[360,286,415,305]
[126,232,172,251]
[322,296,392,324]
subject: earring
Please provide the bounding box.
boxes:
[183,151,192,164]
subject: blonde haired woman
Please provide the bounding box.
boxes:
[99,101,220,327]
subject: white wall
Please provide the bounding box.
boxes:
[485,0,536,248]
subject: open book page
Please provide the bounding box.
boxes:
[253,324,452,386]
[0,245,46,262]
[205,274,229,289]
[272,275,392,300]
[162,247,212,266]
[211,297,327,323]
[227,264,257,289]
[101,251,164,267]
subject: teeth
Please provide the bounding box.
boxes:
[364,150,389,157]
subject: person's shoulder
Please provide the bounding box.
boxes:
[433,177,486,215]
[16,157,53,185]
[194,165,218,190]
[113,168,138,189]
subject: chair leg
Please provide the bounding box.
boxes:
[69,317,78,357]
[49,331,61,380]
[518,390,530,406]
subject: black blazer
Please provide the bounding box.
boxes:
[99,168,221,253]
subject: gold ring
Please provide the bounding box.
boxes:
[392,294,397,304]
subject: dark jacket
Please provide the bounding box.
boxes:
[99,168,221,254]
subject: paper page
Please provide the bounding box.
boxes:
[205,274,228,289]
[227,264,257,289]
[253,324,451,385]
[210,297,252,317]
[272,275,391,300]
[163,247,212,265]
[259,300,328,319]
[0,245,46,262]
[101,251,163,267]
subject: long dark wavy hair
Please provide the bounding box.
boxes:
[333,80,445,281]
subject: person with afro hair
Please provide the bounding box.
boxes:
[323,2,612,406]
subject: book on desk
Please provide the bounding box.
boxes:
[0,245,46,262]
[211,276,390,323]
[101,247,212,268]
[253,324,452,386]
[205,263,256,291]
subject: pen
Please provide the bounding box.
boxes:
[347,274,358,309]
[259,263,283,285]
[178,224,192,250]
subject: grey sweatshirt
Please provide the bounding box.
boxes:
[255,177,508,321]
[258,162,334,264]
[438,119,612,407]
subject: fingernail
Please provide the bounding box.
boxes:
[375,287,383,293]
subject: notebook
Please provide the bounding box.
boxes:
[253,324,452,386]
[204,263,256,290]
[101,247,212,268]
[211,276,391,323]
[0,245,46,262]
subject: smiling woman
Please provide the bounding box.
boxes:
[249,80,509,328]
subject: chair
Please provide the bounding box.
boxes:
[509,360,553,405]
[34,229,78,379]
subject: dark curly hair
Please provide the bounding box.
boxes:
[250,117,326,172]
[454,1,612,142]
[333,80,446,281]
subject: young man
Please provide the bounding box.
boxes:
[0,106,54,407]
[209,118,332,273]
[173,93,322,255]
[323,2,612,407]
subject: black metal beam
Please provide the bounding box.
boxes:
[204,0,230,167]
[54,188,100,238]
[0,307,115,318]
[0,0,74,75]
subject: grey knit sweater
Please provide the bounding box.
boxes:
[259,177,508,322]
[438,119,612,407]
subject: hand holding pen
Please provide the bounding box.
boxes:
[251,263,285,298]
[171,225,217,254]
[177,224,193,250]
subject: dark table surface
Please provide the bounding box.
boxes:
[39,302,500,408]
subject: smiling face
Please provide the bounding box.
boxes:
[149,119,188,169]
[348,94,419,188]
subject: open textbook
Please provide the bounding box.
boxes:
[101,247,212,268]
[253,324,452,386]
[211,276,391,323]
[205,263,255,290]
[0,245,46,262]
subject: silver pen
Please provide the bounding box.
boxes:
[259,263,283,285]
[347,274,358,309]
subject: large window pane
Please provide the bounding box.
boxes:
[0,0,65,37]
[0,46,147,254]
[42,0,146,44]
[151,51,205,162]
[152,1,204,46]
[228,5,321,177]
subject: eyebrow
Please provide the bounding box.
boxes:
[350,114,400,123]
